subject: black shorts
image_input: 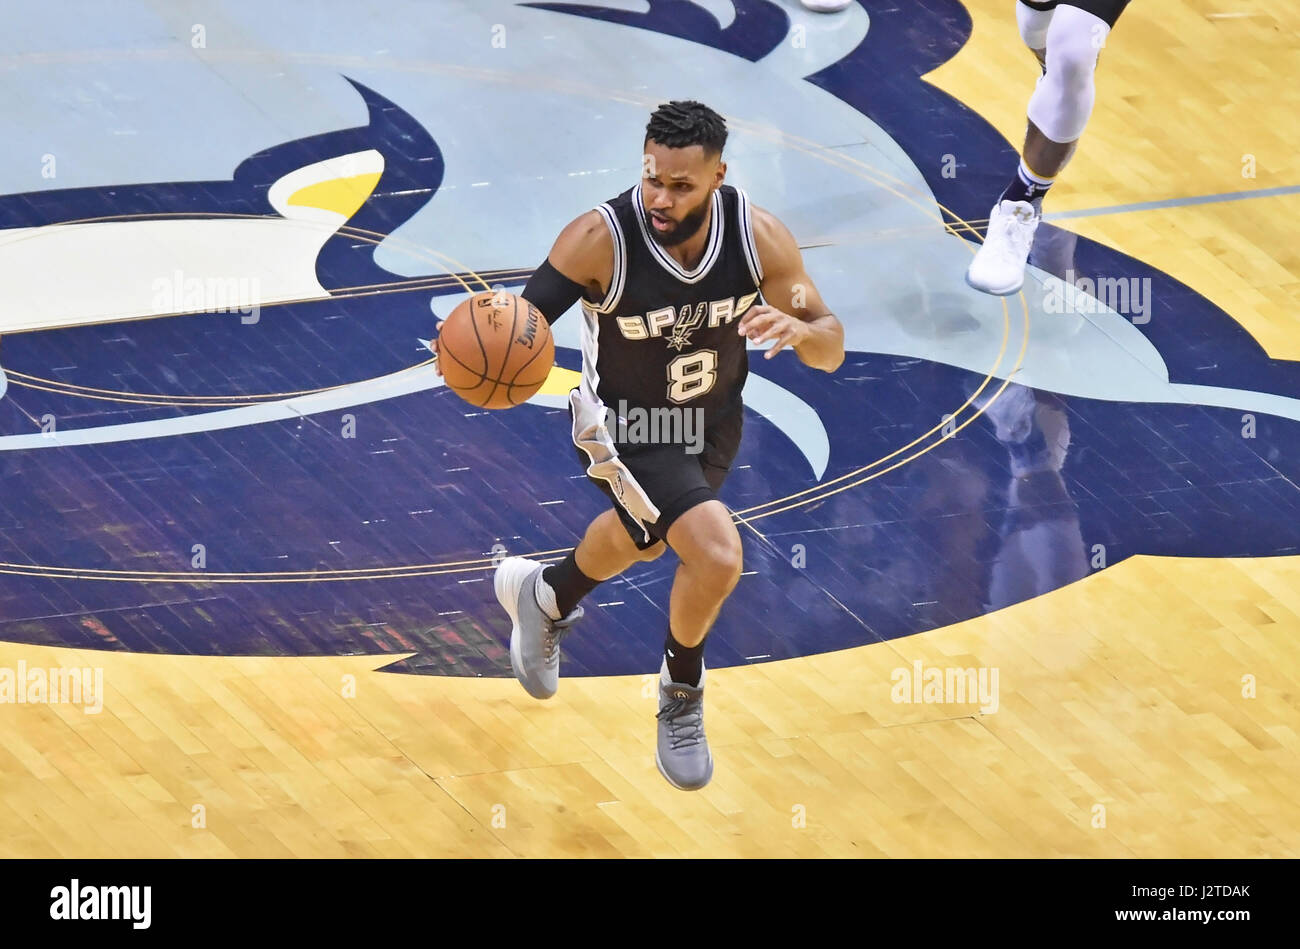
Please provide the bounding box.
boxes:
[571,401,743,551]
[1019,0,1129,28]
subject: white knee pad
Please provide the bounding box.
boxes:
[1015,1,1053,50]
[1027,5,1108,143]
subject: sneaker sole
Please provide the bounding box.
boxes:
[964,268,1024,297]
[655,745,714,791]
[494,556,555,700]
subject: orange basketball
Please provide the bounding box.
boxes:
[435,291,555,409]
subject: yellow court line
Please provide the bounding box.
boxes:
[0,557,568,583]
[0,545,578,579]
[7,358,436,406]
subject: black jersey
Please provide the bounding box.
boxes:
[577,182,764,426]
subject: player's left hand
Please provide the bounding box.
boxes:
[737,304,810,359]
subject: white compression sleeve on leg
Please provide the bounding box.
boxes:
[1015,1,1053,50]
[1026,4,1108,143]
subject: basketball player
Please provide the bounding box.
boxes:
[966,0,1130,295]
[474,101,842,790]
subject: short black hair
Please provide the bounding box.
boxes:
[644,100,728,157]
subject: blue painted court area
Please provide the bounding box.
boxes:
[1,0,1297,677]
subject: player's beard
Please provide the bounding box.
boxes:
[645,191,712,247]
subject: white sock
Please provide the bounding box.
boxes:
[533,569,561,620]
[1018,158,1054,191]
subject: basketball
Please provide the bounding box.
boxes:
[436,290,555,409]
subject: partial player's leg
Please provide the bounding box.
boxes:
[1022,3,1116,183]
[496,387,670,700]
[1017,0,1056,67]
[496,509,664,701]
[665,500,742,655]
[653,498,743,792]
[967,1,1127,296]
[576,509,667,583]
[645,405,744,791]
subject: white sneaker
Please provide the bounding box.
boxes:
[965,199,1041,296]
[801,0,853,11]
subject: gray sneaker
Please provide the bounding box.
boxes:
[655,659,713,790]
[495,556,583,700]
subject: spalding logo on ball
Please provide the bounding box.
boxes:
[435,291,555,409]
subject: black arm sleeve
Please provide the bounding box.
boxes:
[521,258,586,326]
